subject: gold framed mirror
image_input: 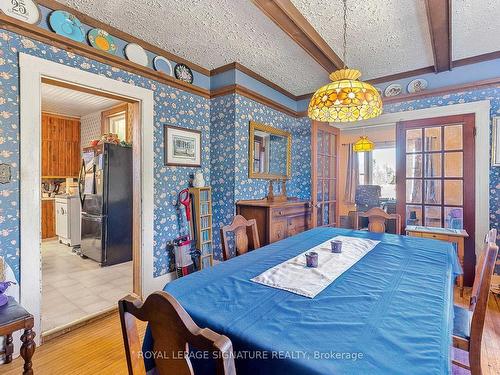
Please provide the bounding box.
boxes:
[248,121,291,179]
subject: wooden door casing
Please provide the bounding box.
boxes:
[396,114,475,285]
[311,120,340,227]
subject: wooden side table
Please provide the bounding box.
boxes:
[0,296,36,374]
[406,225,468,296]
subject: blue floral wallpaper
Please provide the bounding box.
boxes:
[0,30,211,279]
[210,94,311,258]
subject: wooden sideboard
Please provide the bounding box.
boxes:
[236,198,312,246]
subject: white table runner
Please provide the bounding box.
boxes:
[251,236,380,298]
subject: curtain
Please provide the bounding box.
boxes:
[344,144,359,204]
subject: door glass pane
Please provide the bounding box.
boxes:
[406,129,422,152]
[330,156,336,178]
[444,180,463,205]
[324,179,330,201]
[424,153,441,177]
[317,131,323,154]
[323,204,329,225]
[318,156,323,177]
[445,207,463,229]
[327,179,336,201]
[317,204,323,225]
[425,206,442,227]
[406,179,422,203]
[324,133,331,156]
[317,180,323,201]
[444,152,463,177]
[330,202,336,225]
[444,125,463,150]
[406,154,422,177]
[424,180,442,204]
[406,205,422,226]
[324,155,331,178]
[424,127,442,151]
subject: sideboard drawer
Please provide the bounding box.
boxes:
[420,233,449,241]
[272,205,309,218]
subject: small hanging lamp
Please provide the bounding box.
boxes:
[308,0,382,123]
[353,136,375,152]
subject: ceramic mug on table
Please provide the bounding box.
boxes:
[331,240,342,253]
[305,252,318,268]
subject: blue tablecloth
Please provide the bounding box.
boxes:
[144,228,462,374]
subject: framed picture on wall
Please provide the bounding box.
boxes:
[492,117,500,166]
[164,125,201,167]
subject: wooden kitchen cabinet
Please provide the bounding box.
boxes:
[41,113,81,178]
[41,199,55,239]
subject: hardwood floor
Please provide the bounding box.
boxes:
[1,311,146,375]
[1,289,499,375]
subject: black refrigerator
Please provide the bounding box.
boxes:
[78,143,133,266]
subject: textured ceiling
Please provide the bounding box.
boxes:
[453,0,500,60]
[290,0,434,80]
[61,0,329,96]
[59,0,498,96]
[41,83,122,117]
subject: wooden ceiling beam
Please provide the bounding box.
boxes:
[424,0,452,72]
[251,0,344,73]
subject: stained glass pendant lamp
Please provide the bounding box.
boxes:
[353,136,374,152]
[308,0,383,123]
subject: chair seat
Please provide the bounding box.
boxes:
[453,305,471,339]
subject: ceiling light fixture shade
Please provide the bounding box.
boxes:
[353,136,375,152]
[307,0,383,123]
[308,69,383,122]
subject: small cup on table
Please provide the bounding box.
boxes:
[330,240,342,253]
[305,252,318,268]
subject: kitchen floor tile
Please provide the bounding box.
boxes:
[42,240,133,333]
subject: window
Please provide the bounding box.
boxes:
[357,144,396,199]
[101,103,130,143]
[108,112,126,142]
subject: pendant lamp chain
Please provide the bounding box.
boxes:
[342,0,348,68]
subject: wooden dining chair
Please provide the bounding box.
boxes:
[220,215,260,261]
[354,207,402,235]
[119,292,236,375]
[452,230,499,375]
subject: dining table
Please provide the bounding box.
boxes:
[144,227,462,375]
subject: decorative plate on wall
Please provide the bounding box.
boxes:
[87,29,117,54]
[407,78,428,93]
[153,56,173,76]
[174,63,194,84]
[0,0,41,24]
[124,43,149,66]
[384,84,403,97]
[49,10,85,42]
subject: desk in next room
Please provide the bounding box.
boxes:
[406,225,468,294]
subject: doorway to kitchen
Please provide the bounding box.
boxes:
[40,81,136,337]
[20,53,155,346]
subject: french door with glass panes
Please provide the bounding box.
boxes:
[396,114,475,281]
[311,121,340,227]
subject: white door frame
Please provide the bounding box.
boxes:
[335,100,491,252]
[19,53,160,344]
